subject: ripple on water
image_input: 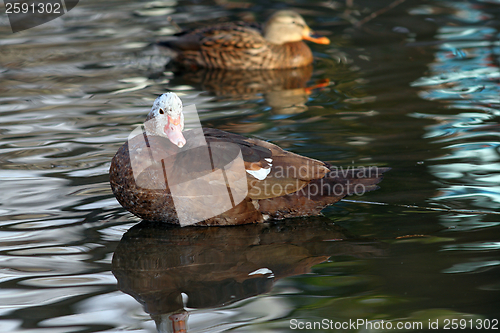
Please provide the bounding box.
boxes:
[442,260,500,273]
[409,15,500,209]
[1,0,500,330]
[405,5,500,315]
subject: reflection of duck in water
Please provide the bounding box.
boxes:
[109,93,389,225]
[111,219,385,333]
[159,10,330,70]
[171,66,330,115]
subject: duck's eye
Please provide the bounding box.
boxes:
[159,108,165,115]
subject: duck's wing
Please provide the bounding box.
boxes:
[202,129,390,219]
[201,128,390,220]
[158,23,273,70]
[159,22,262,51]
[202,128,330,200]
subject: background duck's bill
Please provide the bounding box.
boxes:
[303,32,330,45]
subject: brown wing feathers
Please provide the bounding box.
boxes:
[202,129,388,220]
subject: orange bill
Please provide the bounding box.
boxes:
[302,27,330,45]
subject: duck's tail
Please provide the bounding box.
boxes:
[257,166,390,219]
[157,33,201,52]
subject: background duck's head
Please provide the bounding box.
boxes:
[146,93,186,148]
[263,10,330,45]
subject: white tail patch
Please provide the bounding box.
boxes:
[248,268,273,276]
[246,167,271,180]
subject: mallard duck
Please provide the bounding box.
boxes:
[109,93,389,226]
[158,10,330,70]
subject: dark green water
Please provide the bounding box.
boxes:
[0,0,499,332]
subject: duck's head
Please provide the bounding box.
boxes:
[263,10,330,45]
[146,93,186,148]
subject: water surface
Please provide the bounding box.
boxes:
[1,0,499,332]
